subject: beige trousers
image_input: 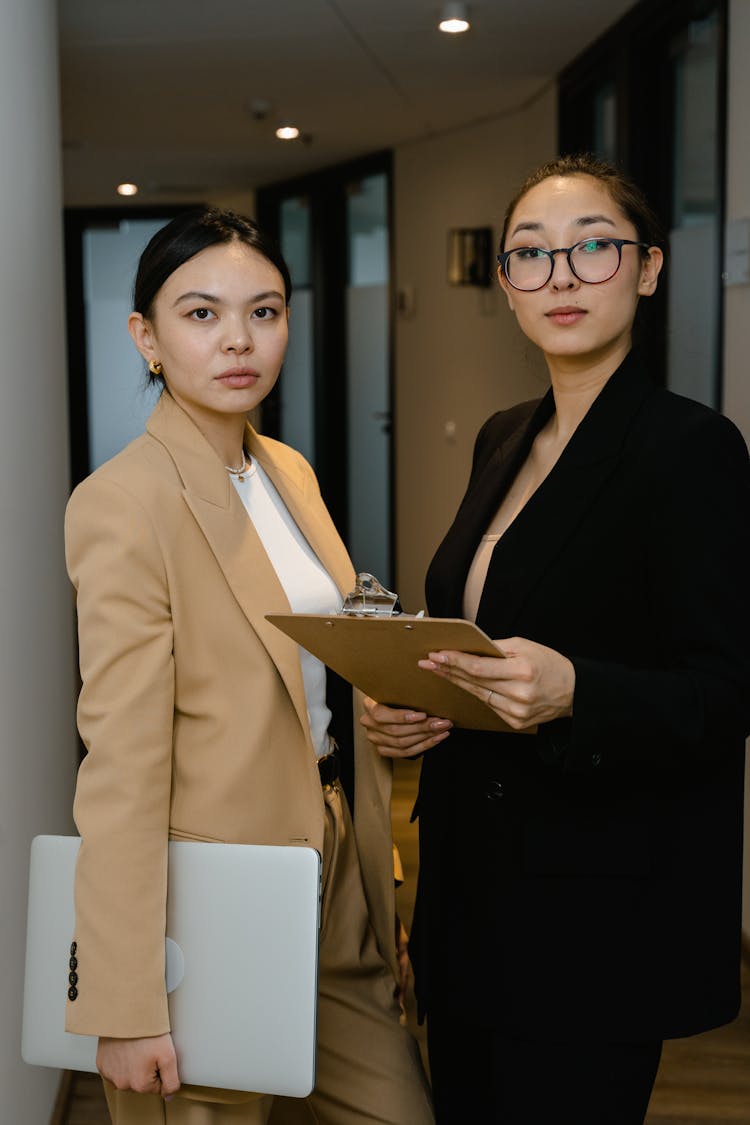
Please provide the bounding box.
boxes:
[104,783,434,1125]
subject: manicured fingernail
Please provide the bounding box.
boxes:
[428,652,447,664]
[404,711,426,721]
[430,719,451,730]
[417,659,438,671]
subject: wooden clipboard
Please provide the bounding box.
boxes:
[266,614,514,732]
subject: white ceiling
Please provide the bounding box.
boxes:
[59,0,634,207]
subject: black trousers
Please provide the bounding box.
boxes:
[427,1009,663,1125]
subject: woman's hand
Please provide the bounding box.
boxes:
[96,1033,180,1099]
[418,636,575,731]
[360,697,452,759]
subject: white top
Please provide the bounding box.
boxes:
[229,459,342,757]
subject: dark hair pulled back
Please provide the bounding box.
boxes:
[133,207,292,385]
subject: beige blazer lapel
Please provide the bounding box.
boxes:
[145,394,347,748]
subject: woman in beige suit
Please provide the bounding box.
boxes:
[65,208,433,1125]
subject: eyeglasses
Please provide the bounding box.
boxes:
[497,237,649,292]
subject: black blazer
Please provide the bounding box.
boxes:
[412,350,750,1042]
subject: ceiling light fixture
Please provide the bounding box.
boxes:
[116,182,138,196]
[439,2,470,34]
[275,124,300,141]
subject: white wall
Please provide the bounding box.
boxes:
[722,0,750,943]
[0,1,79,1121]
[393,88,556,611]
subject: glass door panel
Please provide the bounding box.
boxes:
[83,218,166,470]
[346,172,391,584]
[279,196,315,465]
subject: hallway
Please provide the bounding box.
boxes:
[61,759,750,1124]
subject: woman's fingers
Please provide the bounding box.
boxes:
[360,697,452,758]
[96,1034,181,1098]
[360,696,451,734]
[419,648,526,682]
[417,652,515,702]
[374,731,451,759]
[361,717,452,758]
[361,697,428,725]
[155,1038,181,1099]
[417,638,574,727]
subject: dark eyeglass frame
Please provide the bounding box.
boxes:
[496,237,650,292]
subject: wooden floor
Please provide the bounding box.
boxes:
[62,758,750,1124]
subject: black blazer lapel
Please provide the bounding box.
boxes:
[476,351,656,636]
[427,395,551,617]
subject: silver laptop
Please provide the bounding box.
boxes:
[22,835,321,1097]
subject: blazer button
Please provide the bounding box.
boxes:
[69,971,78,986]
[591,753,602,767]
[69,956,78,971]
[68,986,78,1002]
[70,941,77,956]
[486,781,504,801]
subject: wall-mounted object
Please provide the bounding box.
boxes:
[447,227,493,287]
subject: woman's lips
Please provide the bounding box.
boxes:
[545,307,587,326]
[215,368,260,388]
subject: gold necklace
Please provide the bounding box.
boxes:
[225,451,250,482]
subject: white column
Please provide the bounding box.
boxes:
[0,1,79,1121]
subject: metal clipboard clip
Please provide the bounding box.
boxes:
[340,573,407,618]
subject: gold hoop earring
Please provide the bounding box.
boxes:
[148,360,163,376]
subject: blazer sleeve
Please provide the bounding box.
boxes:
[553,411,750,773]
[65,475,174,1037]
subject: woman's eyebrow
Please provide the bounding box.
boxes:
[510,214,617,240]
[510,220,543,238]
[576,214,616,228]
[171,288,285,307]
[172,290,219,307]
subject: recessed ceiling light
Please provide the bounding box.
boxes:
[439,2,470,33]
[117,182,138,196]
[275,124,300,141]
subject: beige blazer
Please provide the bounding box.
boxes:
[65,391,397,1039]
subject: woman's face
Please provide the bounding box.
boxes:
[128,239,289,427]
[498,174,662,371]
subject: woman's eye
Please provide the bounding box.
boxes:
[578,239,611,254]
[252,306,277,320]
[189,307,215,320]
[515,248,547,261]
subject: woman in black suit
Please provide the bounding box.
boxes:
[361,154,750,1124]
